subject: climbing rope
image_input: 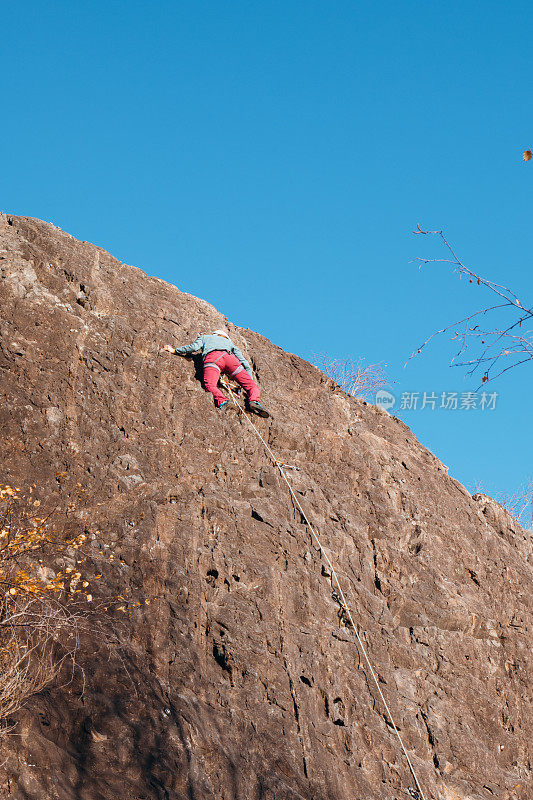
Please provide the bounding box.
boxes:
[222,381,429,800]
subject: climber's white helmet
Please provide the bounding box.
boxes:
[212,329,230,338]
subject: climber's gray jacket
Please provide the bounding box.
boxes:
[174,334,253,377]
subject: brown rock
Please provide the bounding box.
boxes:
[0,214,531,800]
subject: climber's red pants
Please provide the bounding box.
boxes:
[203,351,260,407]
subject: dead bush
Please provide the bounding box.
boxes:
[313,354,390,401]
[0,485,101,734]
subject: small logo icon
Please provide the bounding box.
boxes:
[375,390,395,411]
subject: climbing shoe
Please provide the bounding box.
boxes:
[248,401,270,418]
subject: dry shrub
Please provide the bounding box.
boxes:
[0,485,99,735]
[498,481,533,529]
[0,601,74,725]
[313,354,389,401]
[472,479,533,530]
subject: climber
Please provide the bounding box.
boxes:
[163,330,270,417]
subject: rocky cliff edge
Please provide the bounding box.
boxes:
[0,214,531,800]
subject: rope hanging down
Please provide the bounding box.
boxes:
[222,382,429,800]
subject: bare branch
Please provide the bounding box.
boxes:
[409,226,533,384]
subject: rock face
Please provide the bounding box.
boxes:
[0,214,531,800]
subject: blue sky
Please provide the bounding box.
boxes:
[3,1,532,513]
